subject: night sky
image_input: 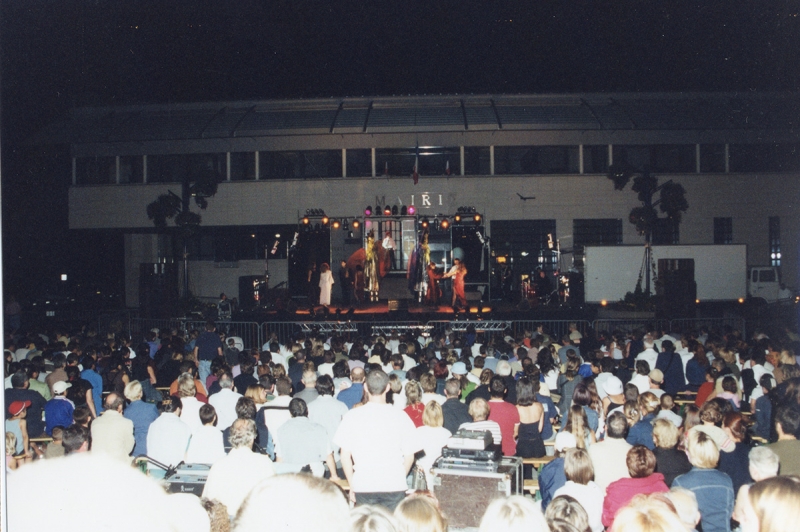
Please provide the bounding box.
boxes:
[2,1,798,302]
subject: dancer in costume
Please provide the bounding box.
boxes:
[364,231,380,302]
[442,257,467,309]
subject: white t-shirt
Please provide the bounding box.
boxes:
[554,481,604,532]
[333,402,420,493]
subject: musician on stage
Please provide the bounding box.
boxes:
[442,258,467,309]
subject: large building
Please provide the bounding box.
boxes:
[35,92,800,308]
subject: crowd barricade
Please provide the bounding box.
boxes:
[591,318,670,335]
[511,320,592,341]
[667,317,746,338]
[261,323,304,346]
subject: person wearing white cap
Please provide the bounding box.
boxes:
[602,376,625,416]
[539,431,578,509]
[44,380,74,436]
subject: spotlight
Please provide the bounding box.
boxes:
[322,216,329,225]
[401,206,408,215]
[421,217,429,229]
[384,206,392,216]
[391,205,398,215]
[454,214,462,222]
[440,219,450,230]
[408,206,416,215]
[474,214,481,223]
[365,206,372,216]
[302,216,310,225]
[332,219,340,229]
[352,219,360,229]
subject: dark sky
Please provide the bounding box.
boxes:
[1,0,798,301]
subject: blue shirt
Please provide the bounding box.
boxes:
[44,397,74,436]
[81,368,104,414]
[337,383,364,409]
[627,413,656,450]
[124,400,160,456]
[195,331,223,361]
[673,467,734,532]
[539,457,566,510]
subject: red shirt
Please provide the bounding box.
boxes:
[404,402,425,427]
[695,381,714,407]
[488,399,520,456]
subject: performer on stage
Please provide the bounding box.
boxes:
[382,231,397,270]
[425,262,443,306]
[365,231,380,302]
[442,257,467,309]
[318,263,334,306]
[338,260,351,306]
[353,265,365,305]
[534,268,552,304]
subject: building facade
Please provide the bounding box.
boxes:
[36,92,800,307]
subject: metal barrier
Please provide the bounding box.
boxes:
[511,320,591,341]
[668,318,746,338]
[591,319,670,334]
[261,323,304,345]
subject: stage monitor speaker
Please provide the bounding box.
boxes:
[388,299,408,312]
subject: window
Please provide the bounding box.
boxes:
[230,152,256,181]
[375,147,460,177]
[613,145,694,173]
[700,144,725,173]
[464,147,490,175]
[769,216,781,267]
[730,144,800,173]
[494,146,578,175]
[652,218,680,245]
[583,145,609,173]
[75,156,115,185]
[259,150,342,179]
[714,218,733,244]
[613,145,651,170]
[573,219,622,252]
[119,156,143,184]
[346,149,372,177]
[147,153,226,183]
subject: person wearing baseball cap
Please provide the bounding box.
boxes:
[5,369,47,437]
[44,380,74,436]
[648,369,666,399]
[603,376,625,416]
[6,400,32,459]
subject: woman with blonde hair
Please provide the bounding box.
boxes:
[404,381,425,427]
[609,493,685,532]
[394,493,447,532]
[415,401,451,489]
[737,475,800,532]
[553,448,604,532]
[245,384,268,406]
[478,495,549,532]
[651,418,691,486]
[626,392,660,450]
[561,404,596,449]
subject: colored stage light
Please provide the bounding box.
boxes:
[365,206,372,216]
[407,206,416,215]
[440,219,450,230]
[352,219,360,229]
[332,219,340,229]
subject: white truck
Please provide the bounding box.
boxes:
[583,245,795,305]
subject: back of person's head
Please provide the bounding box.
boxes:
[422,401,444,428]
[199,404,217,426]
[315,374,335,396]
[624,400,640,426]
[234,474,349,532]
[610,493,685,532]
[749,446,780,481]
[699,400,723,426]
[177,372,197,398]
[495,360,512,377]
[350,504,401,532]
[405,380,422,405]
[366,369,389,396]
[746,475,800,532]
[10,369,28,389]
[350,367,366,383]
[624,383,640,403]
[62,425,90,454]
[394,493,447,532]
[332,360,350,379]
[229,418,257,449]
[639,392,660,416]
[478,494,549,532]
[636,360,650,375]
[444,378,461,398]
[776,404,800,435]
[606,412,629,440]
[652,418,680,449]
[516,376,536,407]
[563,447,594,485]
[468,398,490,421]
[686,428,720,469]
[235,397,257,420]
[666,487,700,531]
[419,373,436,393]
[627,445,657,478]
[51,426,64,441]
[723,411,748,441]
[160,395,182,414]
[219,373,234,390]
[275,376,292,396]
[289,398,308,418]
[105,393,125,412]
[544,495,589,532]
[124,380,144,402]
[490,375,507,398]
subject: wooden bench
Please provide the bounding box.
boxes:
[522,455,555,471]
[30,436,54,445]
[523,479,540,494]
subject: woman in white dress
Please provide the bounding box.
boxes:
[319,263,334,306]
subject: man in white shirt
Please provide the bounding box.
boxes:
[262,376,294,450]
[382,231,397,270]
[203,418,275,517]
[146,396,192,475]
[588,412,632,492]
[208,372,242,430]
[334,369,420,511]
[635,338,659,373]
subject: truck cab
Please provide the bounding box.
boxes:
[748,266,797,303]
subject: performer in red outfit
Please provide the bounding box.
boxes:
[443,258,467,309]
[425,263,443,306]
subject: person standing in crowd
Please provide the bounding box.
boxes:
[193,321,224,386]
[217,293,232,323]
[334,369,420,511]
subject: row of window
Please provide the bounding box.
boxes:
[74,143,800,185]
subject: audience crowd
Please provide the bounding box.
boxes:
[5,319,800,531]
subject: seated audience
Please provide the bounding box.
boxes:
[602,445,669,528]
